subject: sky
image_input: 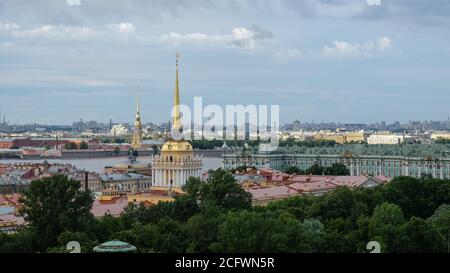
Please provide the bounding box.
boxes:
[0,0,449,125]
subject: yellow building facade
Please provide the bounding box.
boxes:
[151,55,203,190]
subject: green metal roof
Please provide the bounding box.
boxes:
[93,240,137,253]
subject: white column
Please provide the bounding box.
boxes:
[173,169,176,186]
[158,170,161,186]
[163,170,166,186]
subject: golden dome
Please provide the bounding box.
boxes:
[161,140,193,152]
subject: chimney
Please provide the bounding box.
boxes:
[84,171,89,191]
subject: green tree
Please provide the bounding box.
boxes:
[428,204,450,248]
[305,164,325,175]
[325,163,350,175]
[154,217,187,253]
[381,176,446,218]
[299,219,326,252]
[368,202,405,252]
[392,217,445,253]
[186,169,252,211]
[0,229,34,253]
[310,187,357,221]
[18,175,95,251]
[185,205,222,253]
[284,166,303,175]
[79,141,89,150]
[152,144,159,155]
[48,231,98,253]
[64,142,78,150]
[113,146,120,156]
[211,211,304,252]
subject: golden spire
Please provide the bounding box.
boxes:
[132,94,142,149]
[172,53,182,131]
[136,95,141,119]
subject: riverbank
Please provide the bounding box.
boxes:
[0,156,223,174]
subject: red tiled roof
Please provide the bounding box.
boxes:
[246,185,301,200]
[0,214,25,225]
[91,197,128,217]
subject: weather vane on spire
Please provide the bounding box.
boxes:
[176,52,181,65]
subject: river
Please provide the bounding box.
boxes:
[0,156,223,174]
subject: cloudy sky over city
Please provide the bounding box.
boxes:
[0,0,449,125]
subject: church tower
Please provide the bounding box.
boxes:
[151,54,203,189]
[131,96,143,149]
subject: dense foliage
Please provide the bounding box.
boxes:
[284,163,350,175]
[1,171,449,253]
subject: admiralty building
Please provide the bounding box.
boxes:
[222,144,450,179]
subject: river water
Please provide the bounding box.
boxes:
[0,156,223,174]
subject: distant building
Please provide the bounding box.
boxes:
[100,173,152,192]
[367,134,404,145]
[0,139,14,149]
[0,162,101,193]
[314,131,346,144]
[110,124,129,136]
[431,132,450,140]
[292,120,301,131]
[104,159,152,176]
[345,131,367,143]
[233,168,390,206]
[223,150,450,179]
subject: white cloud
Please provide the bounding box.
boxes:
[1,42,14,47]
[9,24,97,40]
[0,22,20,31]
[82,80,124,87]
[272,48,303,63]
[107,23,135,34]
[159,26,272,50]
[320,36,392,58]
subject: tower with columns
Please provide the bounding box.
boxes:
[151,54,203,189]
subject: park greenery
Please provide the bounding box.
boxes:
[283,162,350,176]
[63,141,89,150]
[436,138,450,144]
[1,171,450,253]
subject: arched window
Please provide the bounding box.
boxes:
[170,156,174,162]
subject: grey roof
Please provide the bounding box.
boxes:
[101,173,151,181]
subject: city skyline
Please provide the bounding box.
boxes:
[1,0,450,124]
[1,105,450,129]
